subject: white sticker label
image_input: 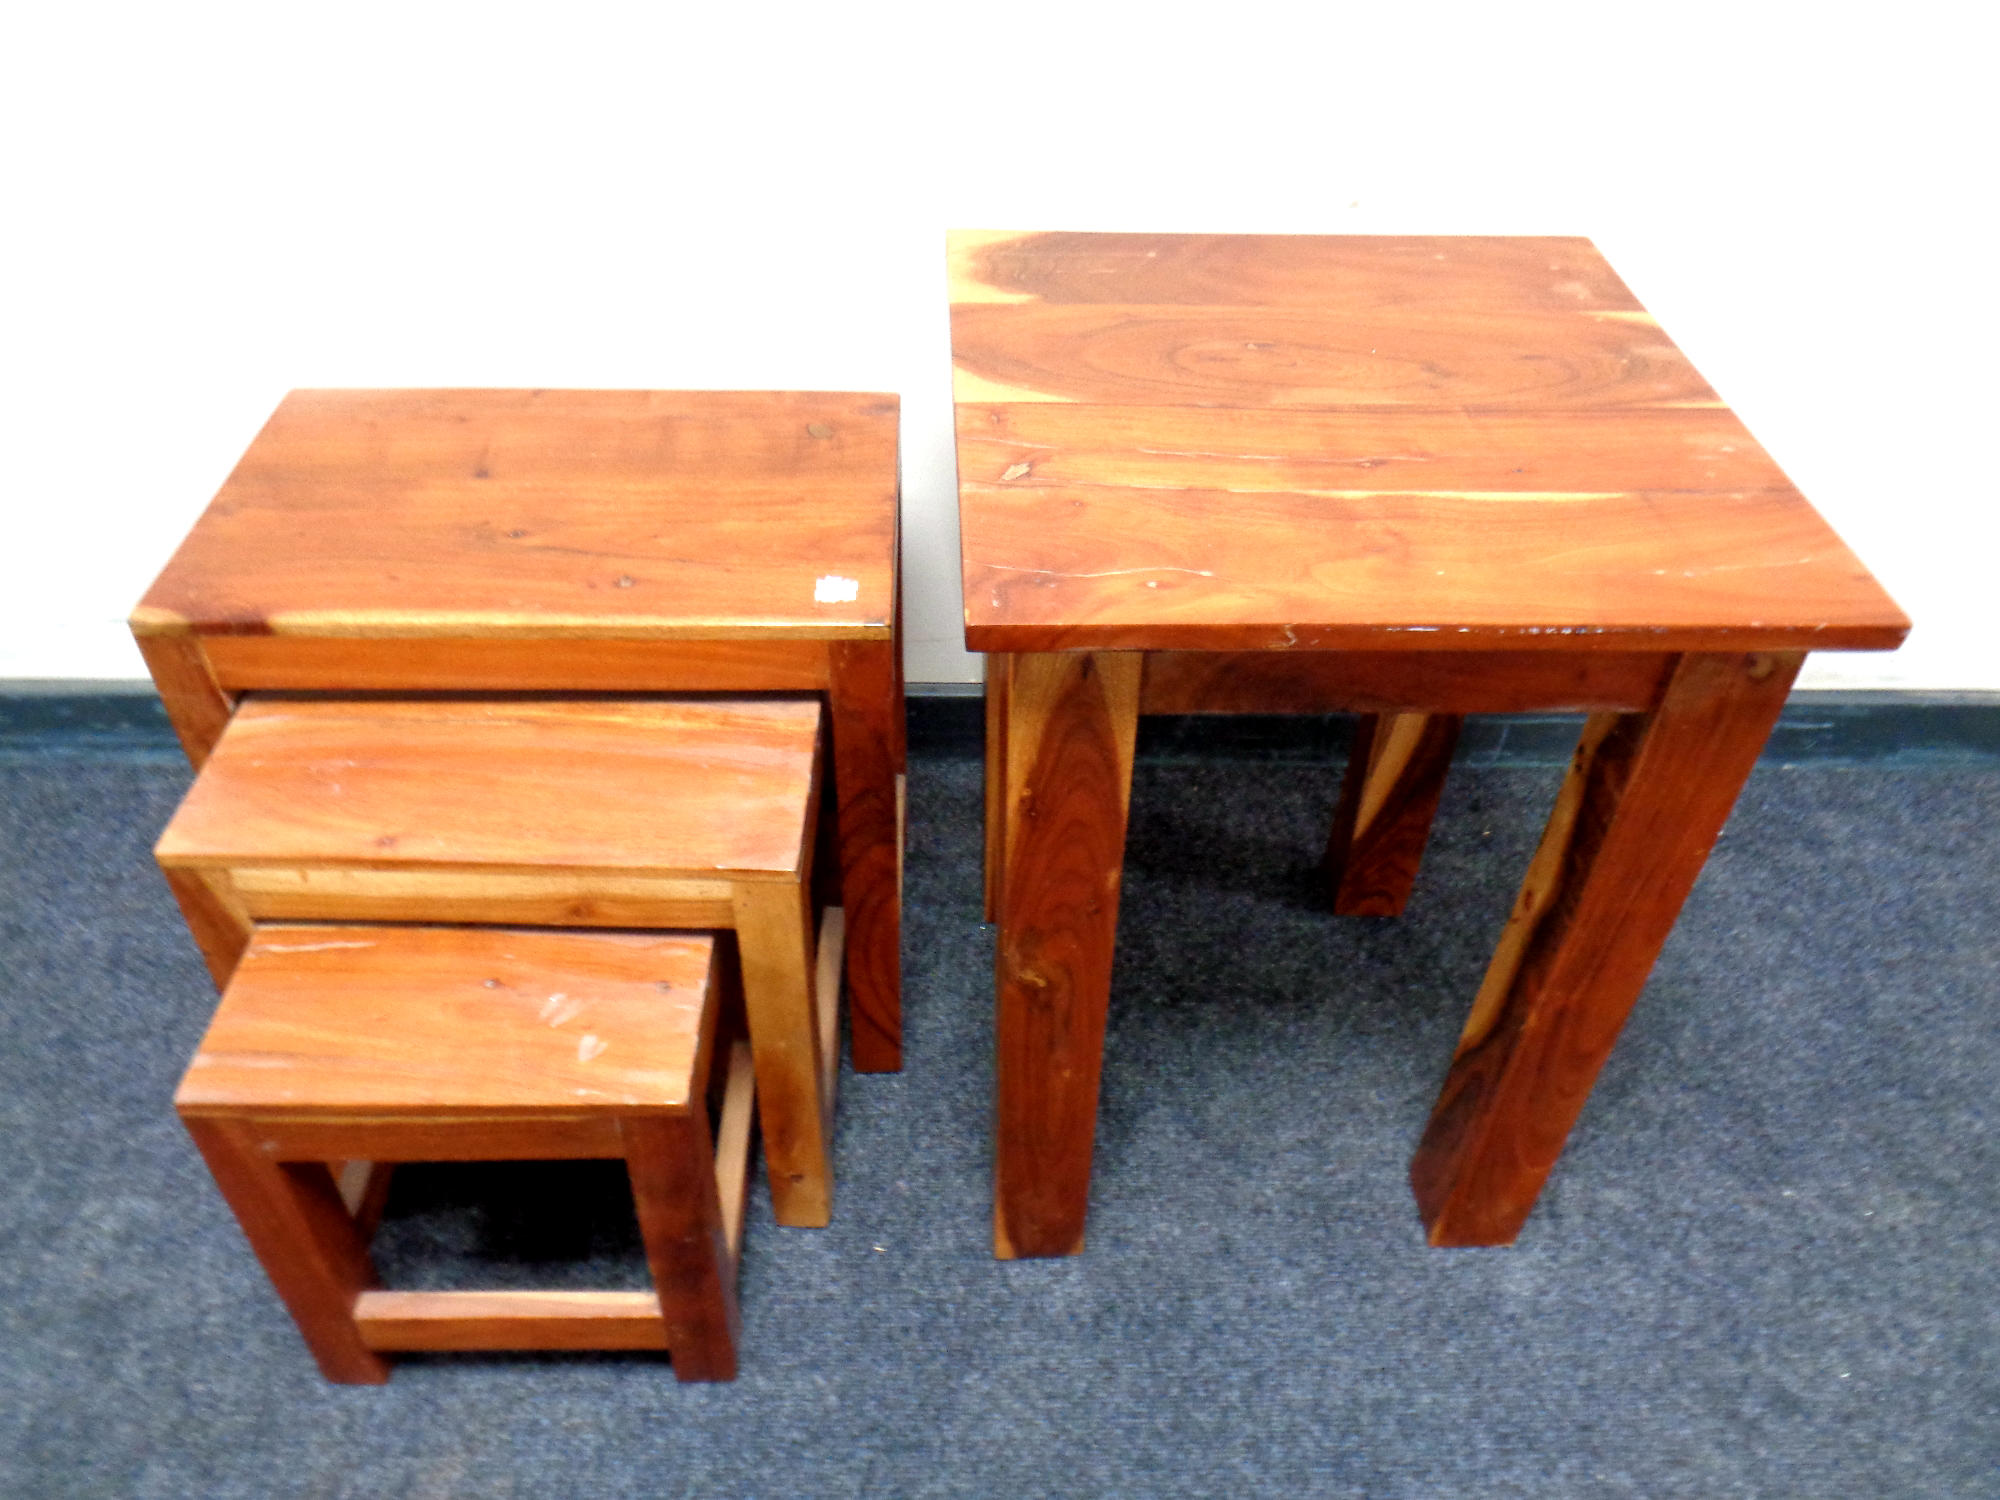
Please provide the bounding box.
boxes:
[814,575,860,603]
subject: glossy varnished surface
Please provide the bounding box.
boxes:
[136,389,898,641]
[157,697,820,879]
[176,925,715,1114]
[950,232,1908,653]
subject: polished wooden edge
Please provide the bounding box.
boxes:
[160,616,894,642]
[128,606,191,637]
[134,607,892,644]
[172,1111,639,1161]
[273,386,900,405]
[175,1103,692,1127]
[967,624,1910,654]
[947,229,1602,255]
[154,854,808,883]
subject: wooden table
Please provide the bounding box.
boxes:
[133,388,906,1071]
[949,231,1907,1257]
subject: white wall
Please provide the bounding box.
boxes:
[3,2,1992,689]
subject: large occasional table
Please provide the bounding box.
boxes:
[949,231,1907,1257]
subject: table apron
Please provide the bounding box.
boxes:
[1138,649,1674,716]
[197,634,833,695]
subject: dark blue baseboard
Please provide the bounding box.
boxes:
[0,686,181,754]
[4,682,1997,767]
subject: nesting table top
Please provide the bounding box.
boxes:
[949,231,1907,654]
[136,388,900,642]
[176,924,717,1115]
[157,696,823,880]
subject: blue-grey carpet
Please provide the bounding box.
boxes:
[1,741,1994,1496]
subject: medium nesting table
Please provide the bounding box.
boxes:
[949,231,1908,1257]
[133,389,906,1071]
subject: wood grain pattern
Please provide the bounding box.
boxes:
[828,639,903,1072]
[993,651,1141,1259]
[950,232,1908,656]
[135,389,897,640]
[176,926,716,1116]
[953,231,1645,310]
[1411,652,1803,1246]
[961,483,1907,654]
[951,302,1717,410]
[1139,649,1672,716]
[1324,713,1462,916]
[156,696,819,880]
[955,403,1792,496]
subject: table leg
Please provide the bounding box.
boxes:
[161,867,251,989]
[829,640,904,1073]
[1324,712,1463,915]
[625,1112,740,1382]
[732,883,834,1228]
[182,1117,390,1384]
[135,631,233,767]
[993,651,1142,1258]
[982,651,1010,923]
[1411,651,1802,1246]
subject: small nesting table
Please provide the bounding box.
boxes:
[949,231,1908,1257]
[176,924,755,1381]
[133,389,906,1071]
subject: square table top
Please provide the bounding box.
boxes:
[136,388,900,642]
[949,231,1908,654]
